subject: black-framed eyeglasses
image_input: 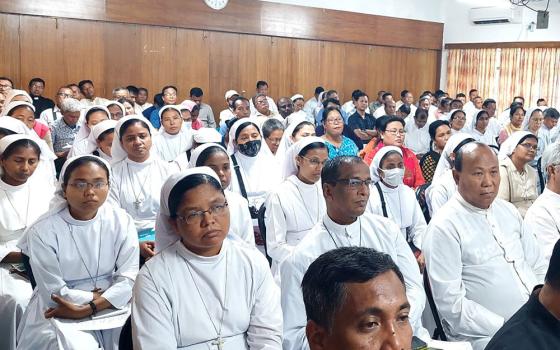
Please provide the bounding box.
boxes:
[335,178,373,188]
[177,201,229,224]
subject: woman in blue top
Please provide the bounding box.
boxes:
[320,106,358,159]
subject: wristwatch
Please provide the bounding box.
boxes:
[88,300,97,316]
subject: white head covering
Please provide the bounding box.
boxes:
[226,118,262,155]
[369,146,403,183]
[158,105,183,127]
[154,166,221,253]
[0,90,33,117]
[0,135,39,170]
[275,116,310,163]
[0,117,28,134]
[4,100,36,116]
[432,132,474,181]
[193,128,222,144]
[522,107,543,131]
[83,119,118,155]
[471,109,489,130]
[106,100,126,118]
[111,114,157,164]
[291,94,304,102]
[225,90,239,100]
[281,136,325,180]
[73,105,111,146]
[187,143,228,169]
[498,131,535,160]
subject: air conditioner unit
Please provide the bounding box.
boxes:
[469,7,523,24]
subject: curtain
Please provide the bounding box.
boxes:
[446,47,560,112]
[446,48,497,103]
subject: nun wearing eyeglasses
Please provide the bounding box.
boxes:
[280,156,428,350]
[264,137,328,281]
[366,146,428,271]
[132,167,282,349]
[497,131,539,217]
[16,155,139,350]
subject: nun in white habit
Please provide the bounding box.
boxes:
[16,155,139,350]
[68,105,110,157]
[366,146,427,265]
[0,89,33,117]
[264,137,328,280]
[155,143,255,252]
[86,119,118,162]
[227,118,281,218]
[109,115,175,260]
[274,116,315,169]
[132,167,282,349]
[426,133,475,216]
[153,105,193,170]
[0,135,54,350]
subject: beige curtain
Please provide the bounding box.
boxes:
[446,48,497,103]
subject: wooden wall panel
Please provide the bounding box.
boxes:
[0,13,441,121]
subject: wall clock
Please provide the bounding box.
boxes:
[204,0,229,10]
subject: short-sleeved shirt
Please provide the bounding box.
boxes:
[348,111,376,132]
[51,118,80,153]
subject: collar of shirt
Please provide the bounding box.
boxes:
[323,213,359,239]
[175,238,228,264]
[456,192,491,215]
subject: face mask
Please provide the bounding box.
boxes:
[238,140,261,157]
[184,121,192,129]
[381,168,404,187]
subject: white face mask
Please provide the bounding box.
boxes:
[184,121,192,129]
[381,168,404,187]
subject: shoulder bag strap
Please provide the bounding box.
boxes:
[375,182,388,218]
[231,154,249,200]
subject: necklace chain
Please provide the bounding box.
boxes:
[323,217,362,248]
[126,162,152,209]
[183,249,229,348]
[67,221,102,291]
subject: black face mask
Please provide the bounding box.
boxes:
[238,140,261,157]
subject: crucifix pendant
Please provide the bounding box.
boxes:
[211,336,224,350]
[134,199,142,210]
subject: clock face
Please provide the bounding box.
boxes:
[204,0,229,10]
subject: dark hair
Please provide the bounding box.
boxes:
[321,156,364,186]
[322,98,340,110]
[235,121,260,141]
[517,134,538,146]
[0,128,17,138]
[78,80,93,91]
[475,110,489,123]
[117,97,133,107]
[546,240,560,290]
[168,174,223,218]
[1,138,41,160]
[400,90,409,98]
[154,93,164,106]
[513,96,525,103]
[138,87,148,94]
[66,83,79,89]
[379,150,402,169]
[7,104,34,117]
[325,90,338,99]
[414,108,428,120]
[196,146,228,167]
[482,98,496,108]
[321,106,342,124]
[119,119,151,140]
[453,140,479,172]
[190,87,203,97]
[381,92,392,100]
[301,247,404,331]
[85,107,109,123]
[28,77,45,88]
[352,90,366,101]
[161,85,177,94]
[537,98,546,104]
[450,99,463,107]
[543,108,560,120]
[398,104,411,115]
[449,109,466,123]
[299,142,327,157]
[191,104,200,115]
[422,90,433,96]
[509,104,525,119]
[97,128,114,141]
[468,89,478,95]
[292,121,315,137]
[440,98,452,108]
[256,81,268,89]
[62,156,110,185]
[0,77,14,86]
[127,85,139,95]
[379,116,405,132]
[314,86,324,95]
[434,90,446,99]
[428,120,450,140]
[232,96,249,109]
[262,119,284,139]
[456,93,466,98]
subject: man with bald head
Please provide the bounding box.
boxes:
[424,142,547,350]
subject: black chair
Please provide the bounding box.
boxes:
[423,271,447,341]
[22,253,36,289]
[119,316,133,350]
[257,204,272,267]
[415,182,432,224]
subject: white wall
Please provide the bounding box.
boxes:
[260,0,446,23]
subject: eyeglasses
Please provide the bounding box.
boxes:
[57,93,72,98]
[177,201,229,224]
[453,116,466,121]
[335,178,373,188]
[301,156,327,167]
[326,118,343,125]
[518,143,538,151]
[68,181,109,191]
[385,129,405,136]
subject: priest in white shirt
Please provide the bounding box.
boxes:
[280,156,428,350]
[424,142,547,350]
[524,142,560,263]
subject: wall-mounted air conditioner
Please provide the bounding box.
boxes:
[469,6,523,24]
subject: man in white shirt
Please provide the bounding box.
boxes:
[251,93,283,127]
[482,98,501,139]
[404,108,430,157]
[303,86,324,121]
[78,80,109,106]
[373,92,394,118]
[219,89,238,127]
[424,142,547,350]
[540,108,560,146]
[462,89,478,112]
[39,86,73,130]
[186,87,216,128]
[524,142,560,263]
[281,156,427,350]
[126,85,145,115]
[302,247,414,350]
[136,87,152,111]
[250,80,278,115]
[395,90,417,117]
[341,89,370,116]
